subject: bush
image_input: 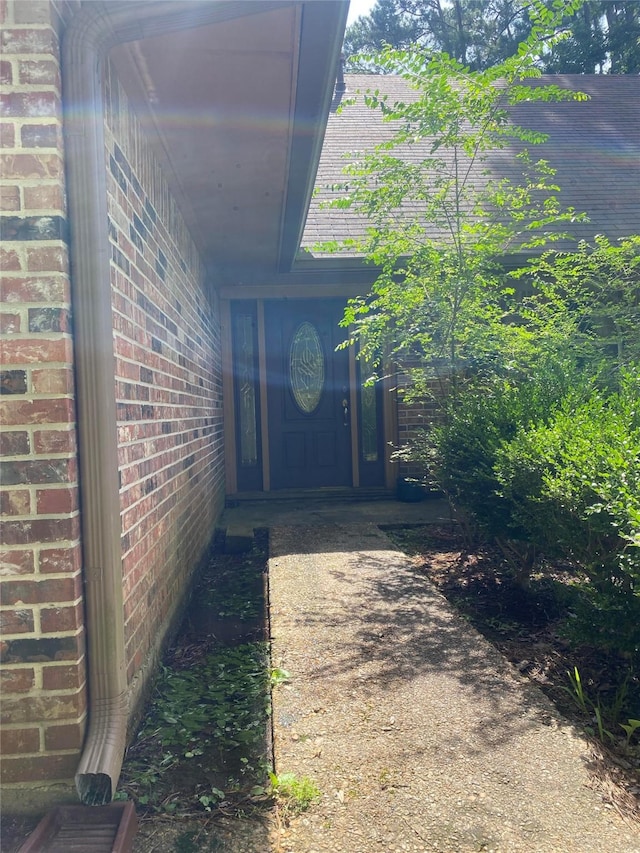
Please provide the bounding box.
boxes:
[495,370,640,653]
[429,357,586,540]
[422,361,640,654]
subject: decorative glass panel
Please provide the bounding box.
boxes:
[235,314,258,466]
[289,322,324,414]
[360,359,379,462]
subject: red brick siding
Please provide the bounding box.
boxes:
[1,0,225,799]
[102,61,225,687]
[395,370,445,481]
[0,0,86,796]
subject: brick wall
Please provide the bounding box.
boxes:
[1,0,226,802]
[395,370,446,482]
[0,0,86,796]
[102,60,225,695]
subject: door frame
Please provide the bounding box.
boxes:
[222,295,397,495]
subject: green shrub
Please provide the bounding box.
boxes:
[495,370,640,653]
[424,361,640,653]
[429,357,585,540]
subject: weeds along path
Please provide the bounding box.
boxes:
[121,531,277,852]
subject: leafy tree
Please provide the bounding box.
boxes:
[517,235,640,386]
[429,242,640,544]
[540,0,608,71]
[345,0,534,71]
[336,1,640,649]
[344,0,640,73]
[324,0,588,402]
[603,0,640,72]
[345,0,425,63]
[335,1,640,656]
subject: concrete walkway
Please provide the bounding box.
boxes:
[267,519,640,853]
[220,492,452,530]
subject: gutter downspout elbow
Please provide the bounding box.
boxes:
[62,4,129,805]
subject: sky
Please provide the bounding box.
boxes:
[346,0,377,25]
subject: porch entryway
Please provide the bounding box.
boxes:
[225,298,392,495]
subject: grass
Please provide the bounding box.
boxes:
[269,772,322,817]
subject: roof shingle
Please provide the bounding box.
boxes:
[302,74,640,257]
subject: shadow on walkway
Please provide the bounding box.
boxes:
[268,521,639,853]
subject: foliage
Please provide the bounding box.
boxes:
[344,0,640,73]
[516,235,640,387]
[544,0,640,72]
[268,772,322,817]
[148,646,269,752]
[269,666,291,687]
[345,0,536,71]
[564,666,640,747]
[418,361,640,653]
[494,371,640,654]
[334,1,640,666]
[621,718,640,746]
[428,356,587,539]
[427,235,639,544]
[196,538,266,621]
[119,642,271,813]
[324,1,588,401]
[345,0,426,69]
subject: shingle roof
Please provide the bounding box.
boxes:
[302,73,640,258]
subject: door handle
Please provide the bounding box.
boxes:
[342,398,349,426]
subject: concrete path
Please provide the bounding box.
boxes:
[221,493,453,530]
[268,522,640,853]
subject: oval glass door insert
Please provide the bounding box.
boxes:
[289,321,325,413]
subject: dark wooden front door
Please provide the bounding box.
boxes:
[265,299,351,489]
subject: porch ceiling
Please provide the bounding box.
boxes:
[110,1,347,278]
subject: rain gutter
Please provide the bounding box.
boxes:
[63,0,131,808]
[62,0,346,805]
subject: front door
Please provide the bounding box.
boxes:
[265,299,351,489]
